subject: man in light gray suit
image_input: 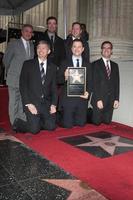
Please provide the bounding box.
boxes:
[3,24,34,127]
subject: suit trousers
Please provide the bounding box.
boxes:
[62,98,88,128]
[24,100,56,134]
[92,95,114,125]
[8,86,26,125]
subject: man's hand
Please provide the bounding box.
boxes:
[26,104,38,115]
[97,100,103,109]
[80,91,89,99]
[50,105,56,114]
[113,100,119,109]
[64,69,69,81]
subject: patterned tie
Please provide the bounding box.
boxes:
[40,62,45,85]
[25,41,30,58]
[76,59,80,67]
[106,60,111,79]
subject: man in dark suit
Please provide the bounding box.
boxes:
[58,39,92,128]
[65,22,90,62]
[3,24,34,125]
[92,41,120,125]
[15,40,57,134]
[38,16,66,67]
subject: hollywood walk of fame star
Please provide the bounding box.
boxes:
[77,135,133,156]
[70,69,83,84]
[42,179,107,200]
[0,132,23,143]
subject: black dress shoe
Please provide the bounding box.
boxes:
[12,118,28,133]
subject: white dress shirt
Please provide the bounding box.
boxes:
[72,55,82,67]
[102,57,111,71]
[38,58,47,74]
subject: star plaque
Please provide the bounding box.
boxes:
[67,67,86,96]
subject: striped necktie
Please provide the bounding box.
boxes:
[40,62,45,85]
[106,60,111,79]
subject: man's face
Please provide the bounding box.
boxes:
[21,26,33,41]
[101,43,112,59]
[47,19,57,33]
[37,43,50,60]
[71,41,84,57]
[71,24,82,38]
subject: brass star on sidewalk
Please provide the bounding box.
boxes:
[0,132,23,143]
[42,179,107,200]
[77,135,133,156]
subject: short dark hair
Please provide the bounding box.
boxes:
[22,24,33,31]
[37,40,50,49]
[101,41,113,49]
[71,38,84,47]
[72,22,81,28]
[46,16,57,24]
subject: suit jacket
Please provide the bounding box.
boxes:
[38,30,66,67]
[3,38,34,88]
[19,58,57,112]
[65,35,90,62]
[92,58,120,106]
[58,57,92,106]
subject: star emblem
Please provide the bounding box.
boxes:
[77,135,133,156]
[70,69,83,83]
[0,132,23,143]
[42,179,106,200]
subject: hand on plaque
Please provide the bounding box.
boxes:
[80,91,89,99]
[64,69,69,81]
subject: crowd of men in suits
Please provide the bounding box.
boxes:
[3,16,120,134]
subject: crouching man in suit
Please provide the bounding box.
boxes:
[58,39,92,128]
[14,40,57,134]
[92,41,120,125]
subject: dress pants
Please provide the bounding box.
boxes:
[25,100,56,134]
[62,98,88,128]
[92,96,114,125]
[8,86,26,125]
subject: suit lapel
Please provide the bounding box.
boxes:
[34,59,43,86]
[19,39,26,57]
[100,58,109,79]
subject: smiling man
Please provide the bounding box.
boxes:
[91,41,120,125]
[58,39,92,128]
[38,16,66,67]
[14,40,58,134]
[3,24,34,127]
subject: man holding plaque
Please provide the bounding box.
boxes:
[58,39,92,128]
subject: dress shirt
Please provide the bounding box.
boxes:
[38,58,47,74]
[102,57,111,71]
[47,31,55,42]
[21,37,30,52]
[72,55,82,67]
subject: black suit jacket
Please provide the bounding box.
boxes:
[58,57,92,106]
[20,58,57,112]
[38,30,66,67]
[92,58,120,105]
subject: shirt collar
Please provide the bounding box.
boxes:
[38,58,47,65]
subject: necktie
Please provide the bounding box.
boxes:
[106,60,111,79]
[50,35,54,52]
[25,41,30,58]
[76,59,80,67]
[40,62,45,85]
